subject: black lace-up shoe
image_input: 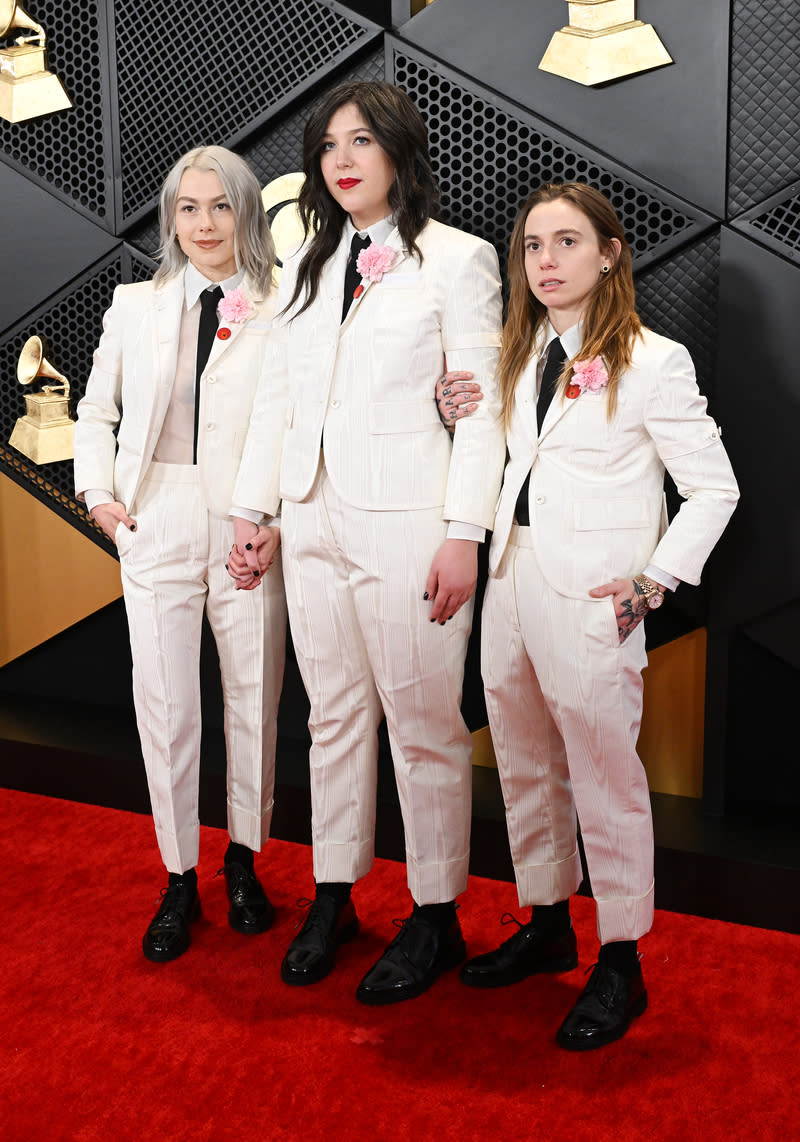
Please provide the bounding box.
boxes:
[460,913,578,988]
[280,896,359,985]
[142,878,201,963]
[356,908,465,1006]
[556,960,647,1050]
[219,862,274,935]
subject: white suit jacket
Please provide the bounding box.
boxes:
[234,219,505,528]
[74,273,277,520]
[490,327,739,594]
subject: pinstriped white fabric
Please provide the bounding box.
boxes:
[281,470,474,905]
[117,463,287,873]
[482,525,654,944]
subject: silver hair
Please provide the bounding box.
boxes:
[154,145,276,297]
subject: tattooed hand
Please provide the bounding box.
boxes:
[435,370,483,433]
[588,577,656,644]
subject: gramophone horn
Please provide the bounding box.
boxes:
[17,335,67,386]
[0,2,45,40]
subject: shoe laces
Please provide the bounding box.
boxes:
[293,896,335,933]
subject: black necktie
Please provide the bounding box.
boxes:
[194,285,223,463]
[514,337,567,526]
[342,232,371,321]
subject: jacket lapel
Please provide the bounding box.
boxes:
[203,274,260,373]
[339,227,409,334]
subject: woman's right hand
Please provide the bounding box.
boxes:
[435,371,483,432]
[91,501,135,544]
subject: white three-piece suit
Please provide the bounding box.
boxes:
[74,271,287,873]
[482,325,739,942]
[234,218,506,903]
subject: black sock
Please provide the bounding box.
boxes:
[168,868,197,891]
[530,900,570,935]
[599,940,639,978]
[315,881,352,906]
[413,900,457,928]
[224,841,254,871]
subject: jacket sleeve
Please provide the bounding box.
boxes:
[441,238,506,530]
[231,263,294,516]
[73,285,126,501]
[645,341,739,584]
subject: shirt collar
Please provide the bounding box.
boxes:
[545,320,582,361]
[183,264,246,311]
[344,215,395,248]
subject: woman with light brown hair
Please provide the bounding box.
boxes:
[442,182,738,1048]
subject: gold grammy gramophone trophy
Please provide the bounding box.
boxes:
[539,1,672,87]
[9,335,74,463]
[0,1,72,122]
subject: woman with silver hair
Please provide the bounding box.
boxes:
[74,145,287,963]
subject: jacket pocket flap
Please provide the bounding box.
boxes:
[573,498,649,531]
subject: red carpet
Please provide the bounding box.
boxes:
[1,788,797,1141]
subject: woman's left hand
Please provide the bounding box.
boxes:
[435,371,483,432]
[589,578,658,644]
[424,538,478,623]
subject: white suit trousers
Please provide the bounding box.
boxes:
[281,469,474,904]
[116,463,287,873]
[481,525,655,943]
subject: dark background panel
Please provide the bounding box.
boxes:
[399,0,731,217]
[712,227,800,628]
[728,0,800,215]
[0,163,118,334]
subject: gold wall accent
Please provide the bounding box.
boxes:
[539,0,672,87]
[0,472,122,667]
[471,628,706,800]
[261,172,306,281]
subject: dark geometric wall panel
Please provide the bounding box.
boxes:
[728,0,800,216]
[113,0,381,225]
[126,47,386,261]
[400,0,732,217]
[0,0,112,222]
[0,246,154,549]
[635,232,721,406]
[389,40,715,280]
[732,182,800,266]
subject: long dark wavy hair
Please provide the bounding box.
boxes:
[498,182,642,424]
[284,81,439,317]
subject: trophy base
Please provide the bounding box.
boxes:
[9,415,74,464]
[539,21,672,86]
[0,69,72,123]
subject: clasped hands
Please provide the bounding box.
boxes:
[227,518,281,590]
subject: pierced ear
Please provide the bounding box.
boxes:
[604,237,623,268]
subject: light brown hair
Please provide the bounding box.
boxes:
[498,182,642,425]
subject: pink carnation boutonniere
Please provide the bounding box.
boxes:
[567,356,609,400]
[217,287,253,325]
[356,244,395,284]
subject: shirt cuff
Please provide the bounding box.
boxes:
[230,506,266,526]
[84,489,114,515]
[644,564,679,593]
[446,521,485,543]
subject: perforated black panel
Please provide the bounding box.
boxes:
[635,231,721,405]
[113,0,377,224]
[0,0,108,218]
[729,0,800,215]
[390,45,708,277]
[125,47,386,261]
[735,186,800,266]
[0,246,155,551]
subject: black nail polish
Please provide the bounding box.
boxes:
[129,524,136,531]
[224,563,229,571]
[245,542,253,551]
[253,570,260,577]
[423,592,429,600]
[439,620,446,626]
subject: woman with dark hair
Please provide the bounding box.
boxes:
[74,146,287,963]
[232,81,505,1004]
[439,182,738,1048]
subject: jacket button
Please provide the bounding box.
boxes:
[206,422,215,431]
[330,399,340,409]
[207,375,216,384]
[535,495,545,505]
